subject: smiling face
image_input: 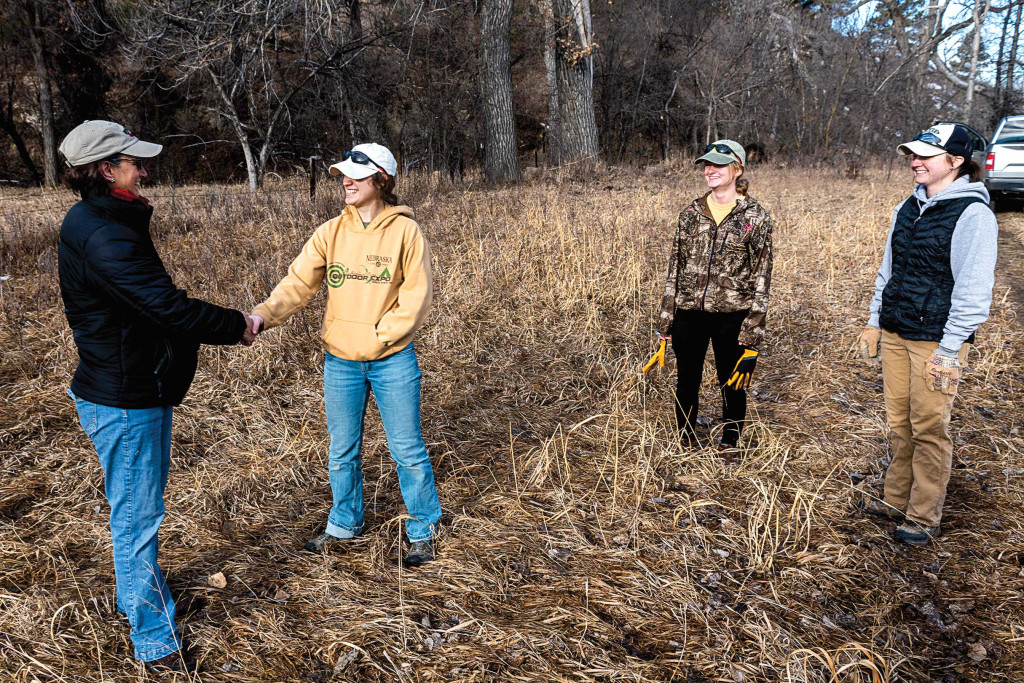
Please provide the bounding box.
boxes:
[703,161,741,191]
[342,173,382,209]
[101,156,147,194]
[911,153,962,194]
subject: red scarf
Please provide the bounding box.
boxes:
[110,188,152,208]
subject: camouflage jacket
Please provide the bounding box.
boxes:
[657,193,773,347]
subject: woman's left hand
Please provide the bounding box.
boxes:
[726,347,759,389]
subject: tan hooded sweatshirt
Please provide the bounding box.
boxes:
[252,204,432,361]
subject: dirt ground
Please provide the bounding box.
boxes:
[1,169,1023,682]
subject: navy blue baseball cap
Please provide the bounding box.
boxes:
[897,124,972,158]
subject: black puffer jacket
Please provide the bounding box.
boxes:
[58,194,245,408]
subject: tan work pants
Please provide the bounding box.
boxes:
[879,330,968,528]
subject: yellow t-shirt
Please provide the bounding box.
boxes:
[707,196,737,226]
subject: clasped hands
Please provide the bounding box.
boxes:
[239,313,265,347]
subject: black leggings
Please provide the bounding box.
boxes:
[670,309,748,445]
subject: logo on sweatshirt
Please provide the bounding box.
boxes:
[326,262,392,288]
[367,254,393,269]
[326,264,348,288]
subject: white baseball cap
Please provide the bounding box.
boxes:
[59,120,163,167]
[329,143,398,179]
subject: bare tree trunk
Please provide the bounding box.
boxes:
[27,0,57,187]
[995,5,1011,117]
[1,84,41,183]
[1009,2,1024,115]
[551,0,599,163]
[480,0,518,181]
[964,0,991,124]
[542,0,561,165]
[341,0,371,143]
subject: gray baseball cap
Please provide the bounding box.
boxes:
[695,139,745,166]
[59,120,163,167]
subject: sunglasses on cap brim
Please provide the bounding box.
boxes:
[343,150,387,175]
[912,131,943,147]
[703,143,739,160]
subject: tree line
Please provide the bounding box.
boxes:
[1,0,1020,189]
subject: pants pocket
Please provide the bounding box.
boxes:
[72,395,99,437]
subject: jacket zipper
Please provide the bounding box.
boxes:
[894,198,924,309]
[700,201,743,310]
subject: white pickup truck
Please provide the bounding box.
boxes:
[985,115,1024,211]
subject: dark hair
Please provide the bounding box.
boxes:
[64,160,112,199]
[955,156,982,183]
[372,172,399,206]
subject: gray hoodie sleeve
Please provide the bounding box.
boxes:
[937,203,999,356]
[867,205,901,328]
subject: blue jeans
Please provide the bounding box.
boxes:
[323,343,442,542]
[71,392,180,662]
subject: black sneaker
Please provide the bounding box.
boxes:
[144,649,197,674]
[403,540,434,567]
[304,531,347,553]
[893,521,941,546]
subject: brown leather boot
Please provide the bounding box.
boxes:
[143,649,197,674]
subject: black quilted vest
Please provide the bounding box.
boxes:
[879,195,984,343]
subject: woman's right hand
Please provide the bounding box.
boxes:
[858,327,881,366]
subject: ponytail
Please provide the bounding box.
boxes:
[731,161,750,194]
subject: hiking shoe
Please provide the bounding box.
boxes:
[143,649,197,674]
[893,521,941,546]
[303,531,347,553]
[174,593,207,618]
[856,497,905,521]
[680,431,704,451]
[716,439,742,463]
[403,540,435,567]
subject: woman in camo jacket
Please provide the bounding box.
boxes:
[656,140,773,458]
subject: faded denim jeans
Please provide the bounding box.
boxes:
[323,343,442,542]
[71,392,181,662]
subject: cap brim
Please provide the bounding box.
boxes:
[329,160,378,179]
[121,139,163,158]
[897,140,944,157]
[695,152,739,166]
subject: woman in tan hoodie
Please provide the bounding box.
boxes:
[249,144,441,567]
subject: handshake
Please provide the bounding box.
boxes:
[239,313,265,347]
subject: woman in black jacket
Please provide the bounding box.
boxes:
[57,121,255,673]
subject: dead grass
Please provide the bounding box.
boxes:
[1,165,1022,682]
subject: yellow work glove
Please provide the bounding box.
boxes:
[924,351,960,395]
[725,348,758,390]
[858,326,881,366]
[642,339,667,374]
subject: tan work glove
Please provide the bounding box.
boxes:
[924,352,960,395]
[858,327,881,366]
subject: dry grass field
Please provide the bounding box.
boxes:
[1,165,1023,682]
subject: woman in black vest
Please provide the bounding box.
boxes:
[856,124,998,546]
